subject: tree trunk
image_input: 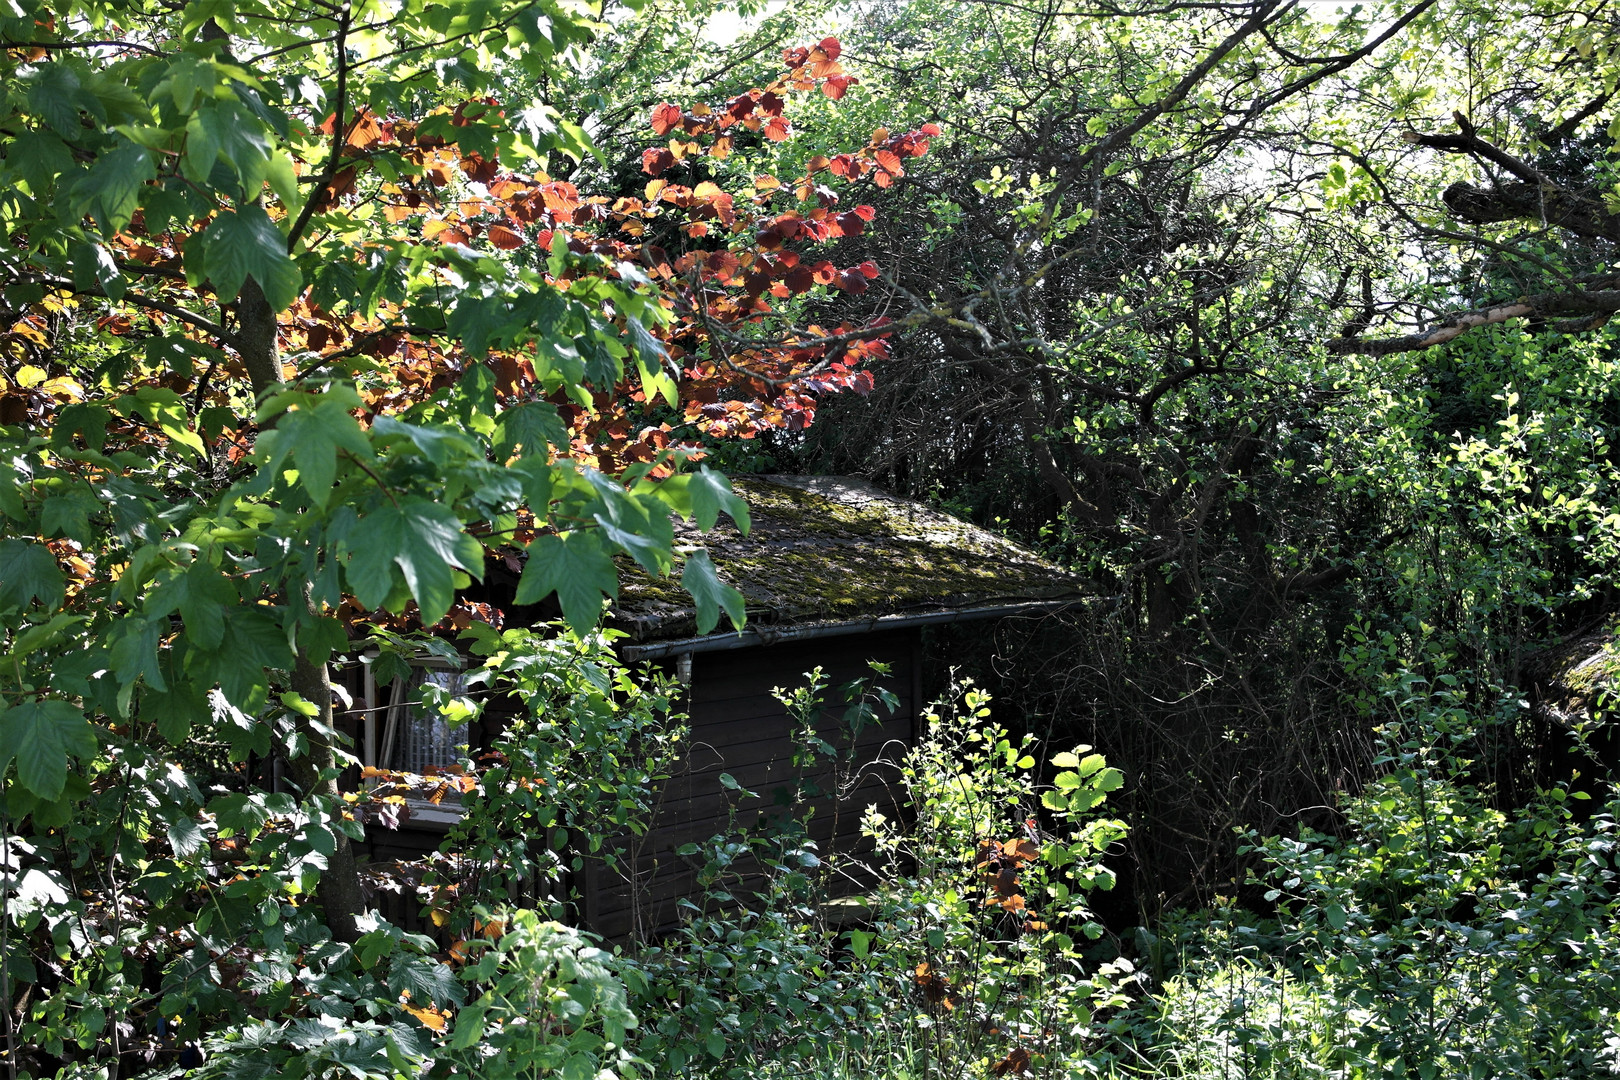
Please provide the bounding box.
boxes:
[239,276,367,944]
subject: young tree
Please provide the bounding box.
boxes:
[0,0,928,1070]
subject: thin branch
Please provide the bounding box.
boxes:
[33,277,238,347]
[286,1,353,251]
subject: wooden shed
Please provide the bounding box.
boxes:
[351,474,1086,942]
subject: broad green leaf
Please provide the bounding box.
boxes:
[200,203,303,310]
[689,467,750,533]
[494,402,568,459]
[0,540,64,614]
[25,62,86,137]
[515,531,617,635]
[71,242,125,301]
[72,142,155,235]
[123,387,206,459]
[347,502,483,626]
[681,549,745,635]
[0,700,97,801]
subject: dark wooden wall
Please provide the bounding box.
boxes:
[581,628,919,943]
[347,628,920,944]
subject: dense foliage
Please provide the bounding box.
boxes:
[6,0,1620,1074]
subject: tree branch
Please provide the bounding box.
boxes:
[1327,285,1620,355]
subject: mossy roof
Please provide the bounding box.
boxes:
[610,474,1086,643]
[1525,622,1620,721]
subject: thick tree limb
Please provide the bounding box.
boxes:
[1441,180,1620,242]
[1328,286,1620,355]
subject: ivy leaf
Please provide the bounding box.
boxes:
[681,549,745,635]
[515,531,617,635]
[0,540,64,614]
[688,467,750,533]
[0,700,98,801]
[347,502,484,626]
[200,203,303,311]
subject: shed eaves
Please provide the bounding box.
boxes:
[610,474,1085,647]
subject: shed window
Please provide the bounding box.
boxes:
[372,666,472,774]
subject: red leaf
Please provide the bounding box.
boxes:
[920,122,942,136]
[487,224,524,250]
[784,265,815,294]
[764,116,790,142]
[836,269,869,294]
[650,103,683,136]
[874,149,904,174]
[856,260,880,279]
[853,204,877,222]
[642,148,676,176]
[818,36,842,61]
[821,75,855,100]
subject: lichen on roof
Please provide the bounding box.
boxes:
[611,474,1086,643]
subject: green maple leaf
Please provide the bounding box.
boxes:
[515,531,618,635]
[0,540,65,614]
[347,502,484,626]
[72,142,155,236]
[0,700,98,801]
[200,203,303,310]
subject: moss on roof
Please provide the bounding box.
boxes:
[1525,621,1620,722]
[611,474,1086,643]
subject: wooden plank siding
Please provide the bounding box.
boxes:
[581,629,919,943]
[346,628,921,944]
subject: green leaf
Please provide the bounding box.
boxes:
[257,394,373,507]
[0,700,97,801]
[1324,902,1349,931]
[25,62,86,137]
[688,467,749,533]
[71,242,125,301]
[166,815,207,858]
[7,131,74,196]
[1051,750,1082,769]
[72,142,156,235]
[494,402,567,459]
[515,531,617,635]
[0,541,64,614]
[148,562,238,650]
[9,613,87,659]
[124,387,206,459]
[1041,789,1069,811]
[347,502,483,626]
[200,203,303,310]
[110,616,168,692]
[681,549,745,635]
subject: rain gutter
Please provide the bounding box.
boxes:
[617,599,1084,662]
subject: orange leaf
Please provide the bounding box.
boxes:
[401,1003,446,1031]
